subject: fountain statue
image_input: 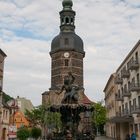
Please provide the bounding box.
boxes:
[59,72,79,104]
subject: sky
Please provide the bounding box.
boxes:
[0,0,140,106]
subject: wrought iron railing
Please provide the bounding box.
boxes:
[122,90,131,97]
[131,106,140,114]
[121,70,130,78]
[128,59,139,70]
[122,109,131,117]
[115,94,123,101]
[130,83,140,92]
[115,76,123,84]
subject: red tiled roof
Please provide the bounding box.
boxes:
[82,93,95,105]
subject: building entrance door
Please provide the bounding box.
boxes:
[2,128,6,140]
[116,123,120,140]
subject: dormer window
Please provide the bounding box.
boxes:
[65,38,69,45]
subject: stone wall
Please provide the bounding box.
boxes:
[50,51,84,89]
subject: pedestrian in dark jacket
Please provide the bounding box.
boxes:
[125,134,130,140]
[131,133,136,140]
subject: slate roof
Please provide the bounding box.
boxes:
[51,32,84,54]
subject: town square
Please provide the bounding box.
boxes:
[0,0,140,140]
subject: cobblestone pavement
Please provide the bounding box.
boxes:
[95,136,115,140]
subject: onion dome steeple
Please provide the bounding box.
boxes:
[50,0,84,55]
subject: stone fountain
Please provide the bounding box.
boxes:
[47,72,94,140]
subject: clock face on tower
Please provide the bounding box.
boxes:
[64,52,70,58]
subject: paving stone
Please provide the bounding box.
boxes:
[95,136,115,140]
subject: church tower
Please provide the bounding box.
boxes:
[50,0,85,90]
[42,1,94,136]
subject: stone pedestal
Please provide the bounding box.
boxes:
[66,130,73,140]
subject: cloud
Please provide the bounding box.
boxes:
[0,0,140,105]
[1,37,51,105]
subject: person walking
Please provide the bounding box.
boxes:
[125,134,130,140]
[131,133,136,140]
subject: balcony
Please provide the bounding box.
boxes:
[128,60,139,70]
[115,94,123,101]
[122,109,131,117]
[116,112,121,117]
[109,111,133,123]
[131,106,140,114]
[121,70,130,78]
[115,77,123,84]
[130,83,140,92]
[122,90,131,97]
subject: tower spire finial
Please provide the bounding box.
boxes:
[62,0,73,10]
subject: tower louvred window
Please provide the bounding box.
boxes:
[66,17,69,24]
[71,18,73,24]
[62,18,64,24]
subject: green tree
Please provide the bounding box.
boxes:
[93,102,107,135]
[31,127,41,140]
[17,127,30,140]
[25,105,62,132]
[25,105,46,127]
[2,92,13,103]
[45,111,62,132]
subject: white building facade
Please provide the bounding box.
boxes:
[105,40,140,140]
